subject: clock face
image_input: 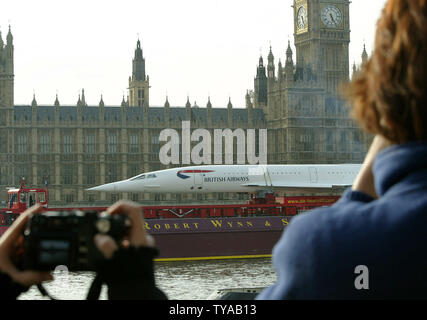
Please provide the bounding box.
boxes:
[297,6,308,30]
[321,5,342,28]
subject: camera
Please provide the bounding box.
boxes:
[23,210,131,271]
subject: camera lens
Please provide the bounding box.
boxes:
[95,218,111,234]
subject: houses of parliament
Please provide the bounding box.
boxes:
[0,0,369,206]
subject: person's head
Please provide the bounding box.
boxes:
[346,0,427,144]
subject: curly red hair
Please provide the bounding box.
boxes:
[345,0,427,143]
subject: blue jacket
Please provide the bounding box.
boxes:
[257,142,427,299]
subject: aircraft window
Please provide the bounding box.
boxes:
[131,174,146,181]
[147,174,157,178]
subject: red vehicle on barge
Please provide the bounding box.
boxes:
[0,181,339,261]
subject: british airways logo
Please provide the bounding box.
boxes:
[177,170,214,180]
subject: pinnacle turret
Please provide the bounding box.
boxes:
[6,25,12,45]
[362,44,368,64]
[31,93,37,107]
[54,94,60,107]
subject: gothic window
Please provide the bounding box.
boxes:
[327,131,334,152]
[341,132,348,152]
[151,134,160,154]
[274,131,279,156]
[38,166,50,186]
[289,133,297,152]
[63,134,72,154]
[129,134,139,153]
[17,134,28,154]
[16,166,28,185]
[40,134,50,154]
[325,97,336,114]
[0,167,7,185]
[85,164,96,185]
[85,134,95,154]
[87,194,95,203]
[65,194,74,204]
[138,89,144,106]
[300,134,312,152]
[107,165,117,183]
[0,134,6,154]
[353,131,361,152]
[107,133,117,154]
[111,193,119,203]
[63,166,73,185]
[128,164,139,178]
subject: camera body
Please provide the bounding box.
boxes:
[23,210,130,271]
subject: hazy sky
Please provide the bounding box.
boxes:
[3,0,388,108]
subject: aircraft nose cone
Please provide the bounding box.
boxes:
[87,182,119,192]
[86,180,142,192]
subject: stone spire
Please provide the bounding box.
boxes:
[227,97,233,127]
[362,43,368,64]
[164,96,170,126]
[207,97,212,127]
[352,61,357,78]
[285,41,294,67]
[267,46,275,79]
[54,94,60,107]
[245,90,253,109]
[227,97,233,109]
[99,94,104,107]
[186,96,191,121]
[278,59,283,80]
[164,96,170,108]
[81,89,87,106]
[6,25,13,45]
[132,38,146,81]
[0,29,4,49]
[254,54,267,107]
[31,93,37,107]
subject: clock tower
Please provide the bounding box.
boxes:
[293,0,350,95]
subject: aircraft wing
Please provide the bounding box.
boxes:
[241,182,350,192]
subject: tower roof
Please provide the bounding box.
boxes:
[132,38,146,81]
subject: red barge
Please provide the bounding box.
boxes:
[0,182,339,261]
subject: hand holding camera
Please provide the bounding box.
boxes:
[0,204,53,287]
[23,209,131,271]
[0,200,155,284]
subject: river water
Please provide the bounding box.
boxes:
[18,258,277,300]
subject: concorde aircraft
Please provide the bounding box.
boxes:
[87,164,362,194]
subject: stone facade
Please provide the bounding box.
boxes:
[0,1,370,206]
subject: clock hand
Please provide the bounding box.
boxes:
[329,13,336,25]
